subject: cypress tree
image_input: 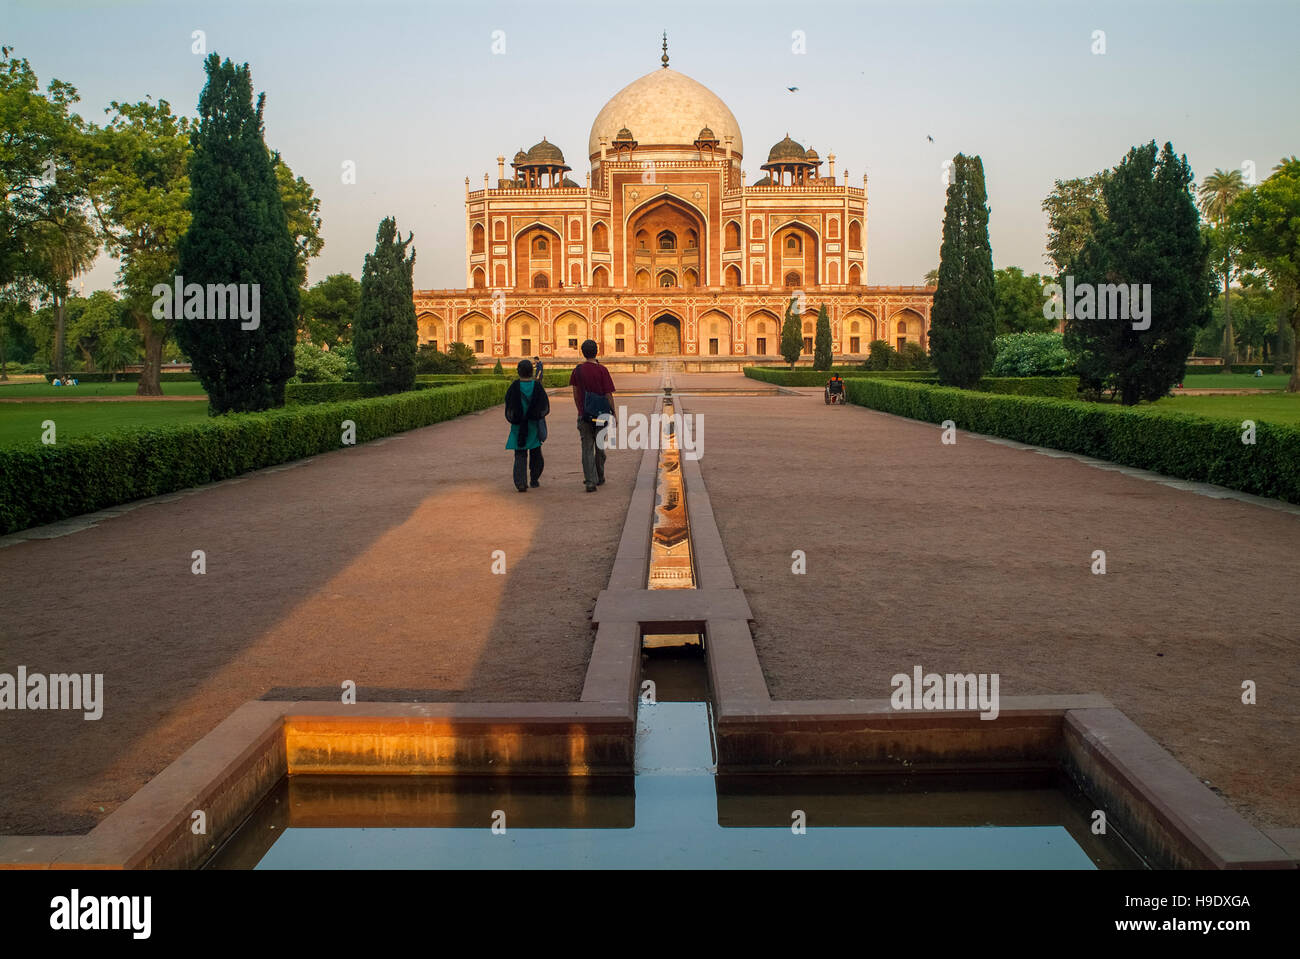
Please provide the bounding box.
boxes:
[176,55,298,414]
[813,303,833,370]
[1065,142,1209,404]
[929,154,997,388]
[354,216,418,393]
[780,296,802,367]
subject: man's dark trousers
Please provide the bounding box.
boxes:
[576,417,605,489]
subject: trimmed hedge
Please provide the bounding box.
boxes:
[43,371,199,383]
[1230,364,1293,374]
[745,367,935,386]
[284,381,448,404]
[0,380,509,534]
[744,366,1078,397]
[973,376,1079,398]
[417,372,571,389]
[1188,364,1296,375]
[845,379,1300,503]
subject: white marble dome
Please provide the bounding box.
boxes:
[588,68,743,160]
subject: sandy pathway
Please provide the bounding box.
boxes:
[0,393,649,834]
[690,391,1300,830]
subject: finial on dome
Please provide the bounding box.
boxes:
[661,32,669,68]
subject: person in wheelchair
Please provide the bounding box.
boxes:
[824,373,845,404]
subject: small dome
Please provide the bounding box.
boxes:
[526,137,566,165]
[512,149,528,164]
[615,126,634,141]
[804,146,820,162]
[561,176,580,188]
[766,134,807,164]
[752,174,773,186]
[697,125,716,140]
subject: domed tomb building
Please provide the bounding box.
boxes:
[414,41,933,364]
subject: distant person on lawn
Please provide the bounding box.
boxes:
[504,359,549,492]
[569,339,616,492]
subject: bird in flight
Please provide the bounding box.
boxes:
[927,135,934,142]
[787,86,799,92]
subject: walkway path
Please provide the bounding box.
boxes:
[0,390,651,834]
[689,385,1299,830]
[4,370,1297,837]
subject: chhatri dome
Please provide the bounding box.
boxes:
[587,37,743,160]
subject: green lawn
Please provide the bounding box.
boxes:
[1154,391,1300,426]
[0,381,207,399]
[0,401,210,448]
[1179,373,1290,390]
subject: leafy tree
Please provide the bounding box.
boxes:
[274,156,322,286]
[299,272,359,348]
[88,96,195,395]
[176,55,300,413]
[994,266,1055,334]
[1043,173,1108,275]
[779,296,801,367]
[67,289,129,370]
[1231,158,1300,391]
[0,49,92,346]
[0,296,37,376]
[812,303,832,370]
[1198,169,1246,366]
[930,153,996,388]
[1065,141,1210,405]
[354,216,417,392]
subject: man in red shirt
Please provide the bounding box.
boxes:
[569,339,616,492]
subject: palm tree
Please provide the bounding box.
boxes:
[1198,169,1246,368]
[95,326,139,382]
[923,267,939,286]
[29,214,98,375]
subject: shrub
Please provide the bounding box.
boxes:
[290,341,349,383]
[493,359,504,375]
[865,340,896,370]
[844,379,1300,502]
[0,380,509,534]
[993,332,1076,377]
[415,341,478,375]
[896,342,930,371]
[334,343,362,382]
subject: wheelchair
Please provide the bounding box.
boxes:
[824,379,847,405]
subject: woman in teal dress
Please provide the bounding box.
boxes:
[504,359,549,492]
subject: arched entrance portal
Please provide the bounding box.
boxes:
[653,316,682,355]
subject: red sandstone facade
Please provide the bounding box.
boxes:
[413,50,932,363]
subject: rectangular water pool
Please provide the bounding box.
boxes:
[204,702,1145,869]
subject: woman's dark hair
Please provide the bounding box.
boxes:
[517,359,534,379]
[581,339,598,359]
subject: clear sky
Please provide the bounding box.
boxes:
[6,0,1297,293]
